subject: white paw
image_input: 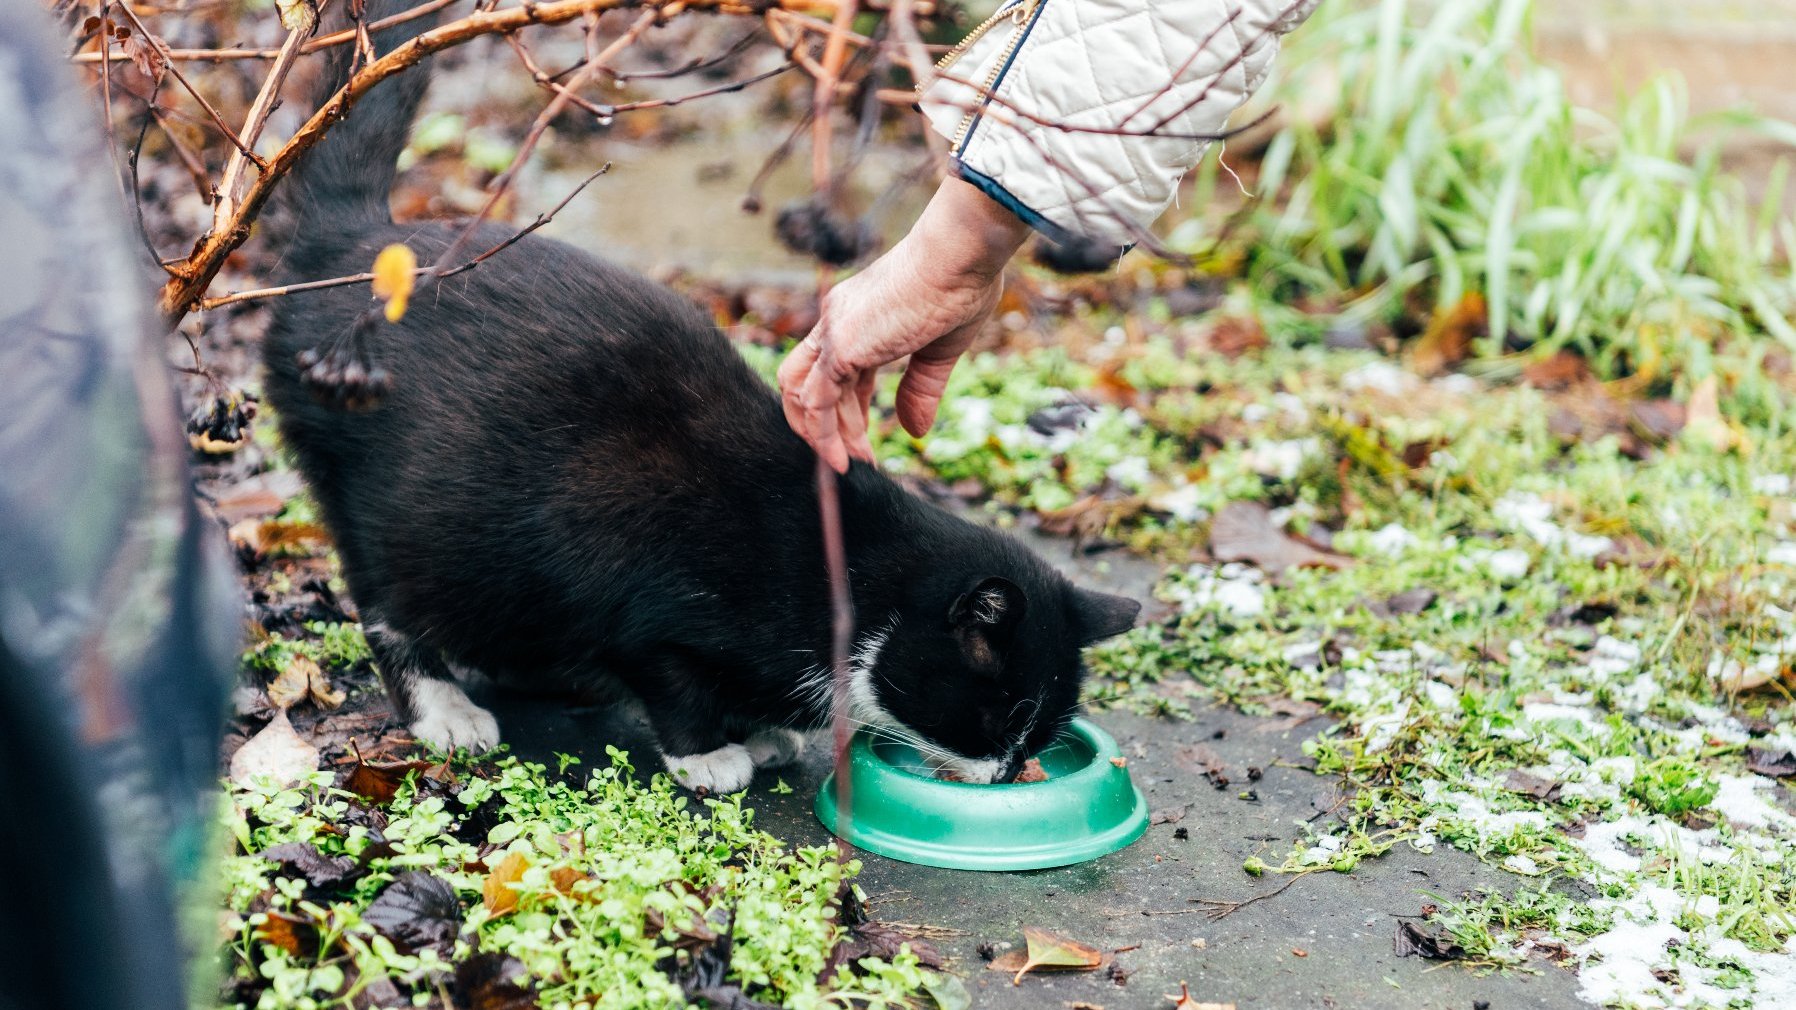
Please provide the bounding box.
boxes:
[745,727,807,768]
[664,744,755,794]
[408,679,501,752]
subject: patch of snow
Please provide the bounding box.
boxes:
[1166,565,1265,620]
[1708,774,1795,830]
[1494,492,1614,558]
[1485,548,1532,579]
[1341,360,1411,396]
[1152,483,1208,524]
[1502,854,1540,874]
[1244,438,1319,480]
[1367,523,1418,556]
[1424,680,1458,710]
[1105,456,1151,489]
[1587,636,1643,678]
[1575,885,1686,1008]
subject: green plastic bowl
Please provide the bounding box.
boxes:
[813,718,1148,871]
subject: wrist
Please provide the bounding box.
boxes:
[904,177,1031,287]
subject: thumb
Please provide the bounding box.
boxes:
[894,353,960,438]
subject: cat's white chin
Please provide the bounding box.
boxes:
[665,744,755,793]
[409,679,501,752]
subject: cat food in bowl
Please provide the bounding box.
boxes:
[813,718,1148,871]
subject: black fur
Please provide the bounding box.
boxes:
[263,1,1139,786]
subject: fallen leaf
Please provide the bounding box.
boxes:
[1502,770,1563,802]
[306,659,346,709]
[1407,292,1485,375]
[1628,400,1686,444]
[1717,658,1780,693]
[1746,747,1796,778]
[229,710,319,786]
[1164,982,1233,1010]
[452,952,540,1010]
[266,657,312,710]
[363,872,460,954]
[1209,501,1351,575]
[260,842,361,892]
[992,927,1105,985]
[1150,805,1190,826]
[254,910,320,957]
[1521,350,1590,389]
[372,243,417,323]
[1393,920,1466,960]
[1206,315,1267,358]
[1683,376,1746,453]
[483,851,531,916]
[343,755,436,806]
[1381,588,1437,616]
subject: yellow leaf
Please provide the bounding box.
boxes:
[305,659,345,710]
[372,243,417,323]
[1011,926,1103,985]
[483,851,531,916]
[1682,375,1748,454]
[266,655,314,711]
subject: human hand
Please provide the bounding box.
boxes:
[779,178,1031,473]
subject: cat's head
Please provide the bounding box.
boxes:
[852,569,1139,783]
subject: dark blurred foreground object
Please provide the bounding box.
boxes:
[0,5,235,1010]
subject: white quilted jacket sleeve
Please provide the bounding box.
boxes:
[919,0,1320,247]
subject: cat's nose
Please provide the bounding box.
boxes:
[994,753,1025,783]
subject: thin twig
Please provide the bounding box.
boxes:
[212,24,309,232]
[196,161,613,310]
[112,2,262,161]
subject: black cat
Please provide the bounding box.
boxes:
[262,0,1138,792]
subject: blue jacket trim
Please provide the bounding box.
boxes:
[953,160,1076,246]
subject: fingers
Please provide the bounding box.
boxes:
[778,335,820,439]
[894,348,962,438]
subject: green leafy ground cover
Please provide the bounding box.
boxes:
[221,750,943,1010]
[866,333,1796,1009]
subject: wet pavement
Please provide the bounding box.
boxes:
[484,520,1587,1009]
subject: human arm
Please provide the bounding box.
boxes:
[778,176,1030,473]
[779,0,1322,470]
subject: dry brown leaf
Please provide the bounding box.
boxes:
[229,710,319,786]
[1165,982,1234,1010]
[990,927,1105,985]
[1683,376,1746,453]
[483,851,531,916]
[266,656,312,710]
[1521,349,1591,389]
[343,755,436,806]
[1209,501,1351,574]
[305,659,346,709]
[1407,292,1484,375]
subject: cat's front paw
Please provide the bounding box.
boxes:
[664,744,755,794]
[745,727,806,768]
[409,680,501,752]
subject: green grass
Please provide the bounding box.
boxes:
[876,334,1796,1007]
[1185,0,1796,390]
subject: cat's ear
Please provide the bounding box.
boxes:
[949,576,1027,675]
[1070,587,1140,644]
